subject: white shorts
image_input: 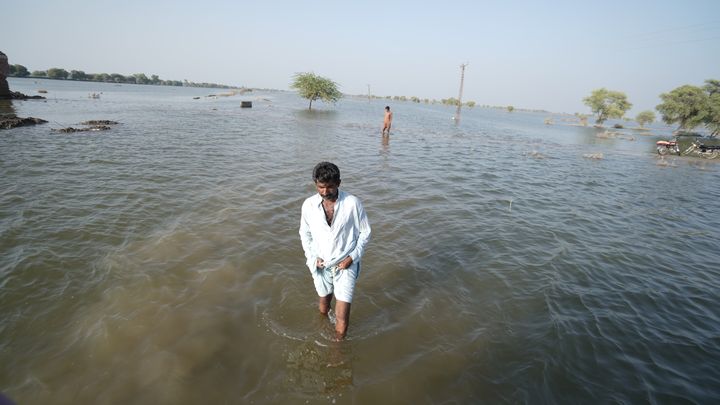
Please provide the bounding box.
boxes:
[311,262,359,303]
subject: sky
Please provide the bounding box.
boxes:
[3,0,719,114]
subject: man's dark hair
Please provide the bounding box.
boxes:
[385,106,390,111]
[313,161,341,183]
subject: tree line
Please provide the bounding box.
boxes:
[583,79,720,136]
[7,64,238,89]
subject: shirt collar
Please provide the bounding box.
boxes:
[314,190,344,207]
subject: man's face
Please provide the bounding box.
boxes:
[315,180,340,201]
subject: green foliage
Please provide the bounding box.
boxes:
[706,93,720,136]
[507,105,514,112]
[46,68,69,79]
[635,110,656,128]
[290,72,342,110]
[134,73,150,84]
[31,70,47,77]
[93,73,110,82]
[109,73,125,83]
[70,70,87,80]
[704,79,720,96]
[703,80,720,136]
[656,85,708,131]
[466,101,476,107]
[583,88,632,125]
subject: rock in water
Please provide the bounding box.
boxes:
[0,116,48,129]
[0,51,10,99]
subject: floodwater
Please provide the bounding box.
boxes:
[1,78,719,404]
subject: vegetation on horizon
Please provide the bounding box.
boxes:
[7,64,239,89]
[291,72,342,110]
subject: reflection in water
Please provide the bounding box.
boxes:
[285,340,353,395]
[0,100,16,119]
[294,109,339,120]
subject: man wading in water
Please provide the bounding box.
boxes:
[299,162,371,340]
[382,106,392,135]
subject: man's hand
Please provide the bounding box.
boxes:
[316,258,325,269]
[337,256,353,270]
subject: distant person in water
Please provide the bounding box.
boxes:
[382,106,392,135]
[299,162,371,340]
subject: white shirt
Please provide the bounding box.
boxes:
[299,190,371,271]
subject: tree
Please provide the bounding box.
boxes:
[93,73,110,82]
[706,94,720,136]
[70,70,87,80]
[507,105,514,112]
[134,73,149,84]
[583,88,632,125]
[46,68,69,79]
[290,72,342,110]
[466,101,476,107]
[704,79,720,96]
[702,80,720,137]
[635,111,656,128]
[110,73,126,83]
[656,85,708,132]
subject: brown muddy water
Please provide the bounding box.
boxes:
[1,78,719,404]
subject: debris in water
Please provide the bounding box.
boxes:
[53,125,111,133]
[80,120,119,126]
[525,150,547,159]
[583,153,604,160]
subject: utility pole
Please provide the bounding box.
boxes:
[367,84,371,102]
[454,63,468,123]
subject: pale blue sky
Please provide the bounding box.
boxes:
[3,0,719,114]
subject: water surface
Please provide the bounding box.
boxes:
[1,78,719,404]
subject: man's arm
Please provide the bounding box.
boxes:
[347,200,371,265]
[299,204,319,271]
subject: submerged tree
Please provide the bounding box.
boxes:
[290,72,342,110]
[583,88,632,125]
[635,110,656,128]
[656,85,708,132]
[704,80,720,136]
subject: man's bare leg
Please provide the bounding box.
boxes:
[319,294,333,316]
[334,300,351,340]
